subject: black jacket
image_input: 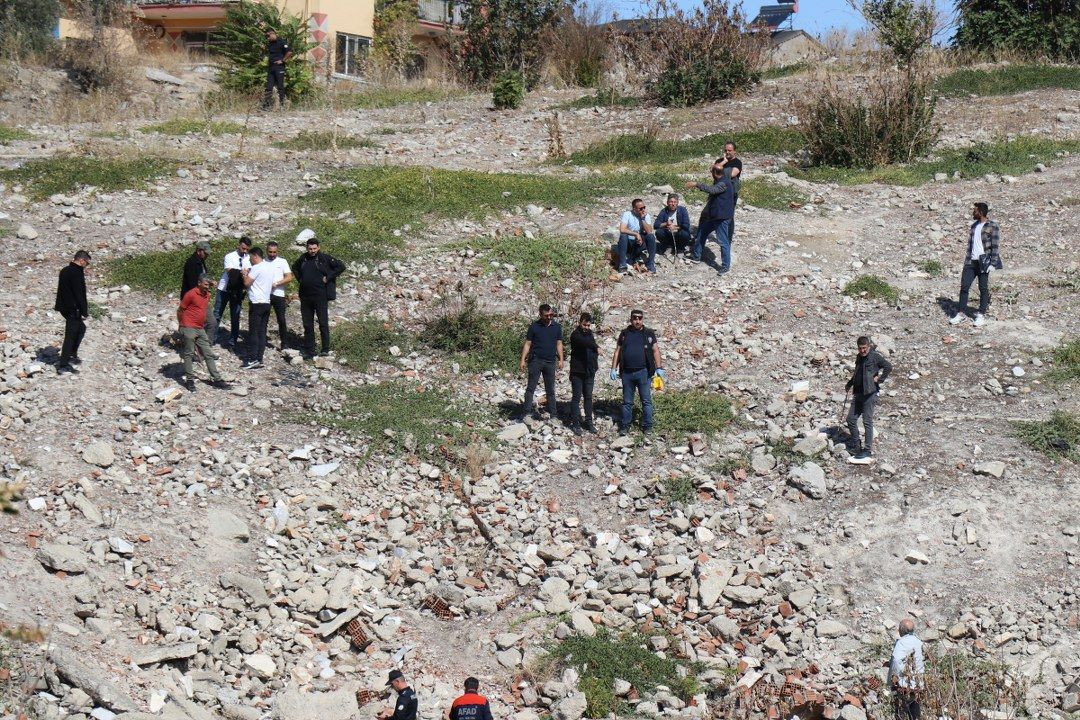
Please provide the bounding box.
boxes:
[569,327,599,376]
[55,263,88,318]
[181,252,206,298]
[292,251,345,301]
[847,349,892,398]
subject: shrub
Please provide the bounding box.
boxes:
[663,476,696,506]
[420,297,523,373]
[215,1,316,103]
[0,155,178,200]
[0,0,60,57]
[861,0,935,68]
[451,233,600,285]
[739,177,808,210]
[1014,411,1080,461]
[954,0,1080,61]
[934,64,1080,96]
[919,259,945,276]
[921,650,1027,720]
[454,0,561,87]
[140,118,246,136]
[639,389,735,437]
[272,131,376,151]
[492,69,525,109]
[1048,337,1080,383]
[332,318,411,371]
[542,3,611,88]
[372,0,420,76]
[843,275,900,303]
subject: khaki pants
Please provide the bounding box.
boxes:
[181,326,221,381]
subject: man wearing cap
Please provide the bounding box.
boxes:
[177,274,230,391]
[378,671,417,720]
[447,677,492,720]
[182,241,211,299]
[291,234,345,359]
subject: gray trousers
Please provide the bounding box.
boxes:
[847,392,877,452]
[181,327,222,382]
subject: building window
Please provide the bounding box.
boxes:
[182,30,226,56]
[335,32,370,75]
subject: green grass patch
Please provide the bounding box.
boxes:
[107,238,233,295]
[372,126,399,135]
[843,275,899,304]
[332,318,412,371]
[764,62,810,80]
[662,475,696,507]
[0,156,179,200]
[450,233,602,285]
[566,126,805,166]
[1048,337,1080,384]
[739,177,808,210]
[789,137,1080,186]
[556,89,643,110]
[767,438,818,467]
[934,64,1080,97]
[642,389,735,438]
[87,301,108,320]
[711,452,750,478]
[275,215,404,269]
[1013,411,1080,462]
[420,298,524,374]
[341,86,463,109]
[539,629,702,718]
[0,125,32,144]
[140,118,247,136]
[325,380,487,459]
[919,259,945,276]
[272,130,377,151]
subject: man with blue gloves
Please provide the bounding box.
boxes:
[610,309,664,436]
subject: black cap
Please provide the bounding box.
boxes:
[386,669,404,686]
[464,677,479,690]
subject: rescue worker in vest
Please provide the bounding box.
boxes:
[610,309,664,436]
[379,670,418,720]
[447,677,493,720]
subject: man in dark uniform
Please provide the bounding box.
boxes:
[379,670,417,720]
[448,677,493,720]
[55,250,91,374]
[291,235,345,358]
[610,309,664,435]
[263,28,292,109]
[182,241,211,298]
[518,303,564,422]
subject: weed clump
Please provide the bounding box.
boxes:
[919,259,945,276]
[0,156,179,200]
[662,476,696,507]
[921,650,1027,720]
[272,131,376,151]
[421,298,523,373]
[843,275,899,304]
[332,318,411,371]
[1048,337,1080,384]
[0,125,31,144]
[557,89,641,110]
[567,127,804,167]
[739,177,807,210]
[1014,411,1080,462]
[140,118,246,136]
[451,233,601,285]
[639,389,735,437]
[934,65,1080,97]
[342,86,463,109]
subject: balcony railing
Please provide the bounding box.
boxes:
[417,0,462,25]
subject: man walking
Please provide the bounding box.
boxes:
[378,670,417,720]
[241,248,275,370]
[265,241,294,349]
[616,199,656,275]
[448,677,493,720]
[888,618,924,720]
[263,28,292,110]
[568,312,599,435]
[949,202,1002,328]
[844,336,892,464]
[182,241,211,298]
[519,304,563,421]
[214,237,251,347]
[610,310,664,436]
[55,250,91,374]
[686,163,735,272]
[291,234,346,358]
[716,142,742,245]
[177,274,230,391]
[654,193,691,257]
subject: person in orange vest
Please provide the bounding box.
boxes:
[447,677,492,720]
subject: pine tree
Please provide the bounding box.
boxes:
[954,0,1080,59]
[215,1,316,102]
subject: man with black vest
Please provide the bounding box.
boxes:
[291,234,345,359]
[379,670,417,720]
[214,236,250,347]
[263,28,292,110]
[519,303,564,421]
[568,311,599,435]
[610,309,664,435]
[55,250,91,374]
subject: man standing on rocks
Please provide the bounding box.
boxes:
[888,618,924,720]
[263,28,292,110]
[214,236,251,347]
[654,193,692,257]
[519,303,564,422]
[379,670,417,720]
[686,163,735,273]
[616,198,656,275]
[241,248,275,370]
[611,309,664,435]
[949,202,1002,328]
[265,241,294,350]
[182,240,211,299]
[292,235,346,359]
[844,336,892,464]
[568,312,599,435]
[54,249,91,374]
[716,142,742,247]
[177,274,229,391]
[447,677,492,720]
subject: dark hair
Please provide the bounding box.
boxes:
[464,677,479,691]
[238,236,252,247]
[630,309,643,319]
[974,202,989,216]
[579,312,592,323]
[631,198,644,208]
[73,250,91,262]
[249,247,264,259]
[711,164,723,175]
[539,303,552,313]
[267,241,279,249]
[666,193,679,202]
[725,140,737,150]
[306,238,320,246]
[857,336,871,346]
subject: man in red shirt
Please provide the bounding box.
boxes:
[178,274,230,391]
[447,677,492,720]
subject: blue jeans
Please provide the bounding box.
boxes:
[620,368,653,431]
[213,290,243,345]
[618,233,656,272]
[692,218,732,269]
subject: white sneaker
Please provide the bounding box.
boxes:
[948,313,966,325]
[973,313,986,327]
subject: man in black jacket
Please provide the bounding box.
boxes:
[845,336,893,464]
[263,28,292,110]
[568,312,599,435]
[55,250,91,374]
[181,241,211,299]
[291,235,345,358]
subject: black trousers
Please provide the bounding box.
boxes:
[570,373,595,427]
[656,227,692,254]
[894,693,920,720]
[248,303,271,362]
[270,295,288,346]
[264,67,286,107]
[60,313,85,363]
[958,260,990,315]
[523,358,557,417]
[300,297,330,355]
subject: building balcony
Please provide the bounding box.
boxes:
[417,0,461,26]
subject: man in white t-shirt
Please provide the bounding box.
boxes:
[241,247,276,369]
[616,198,656,275]
[213,237,251,346]
[265,241,294,350]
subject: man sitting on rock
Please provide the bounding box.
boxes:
[616,198,656,275]
[654,193,692,257]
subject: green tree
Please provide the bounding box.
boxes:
[954,0,1080,60]
[860,0,936,68]
[373,0,420,75]
[0,0,61,57]
[451,0,563,87]
[215,1,316,102]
